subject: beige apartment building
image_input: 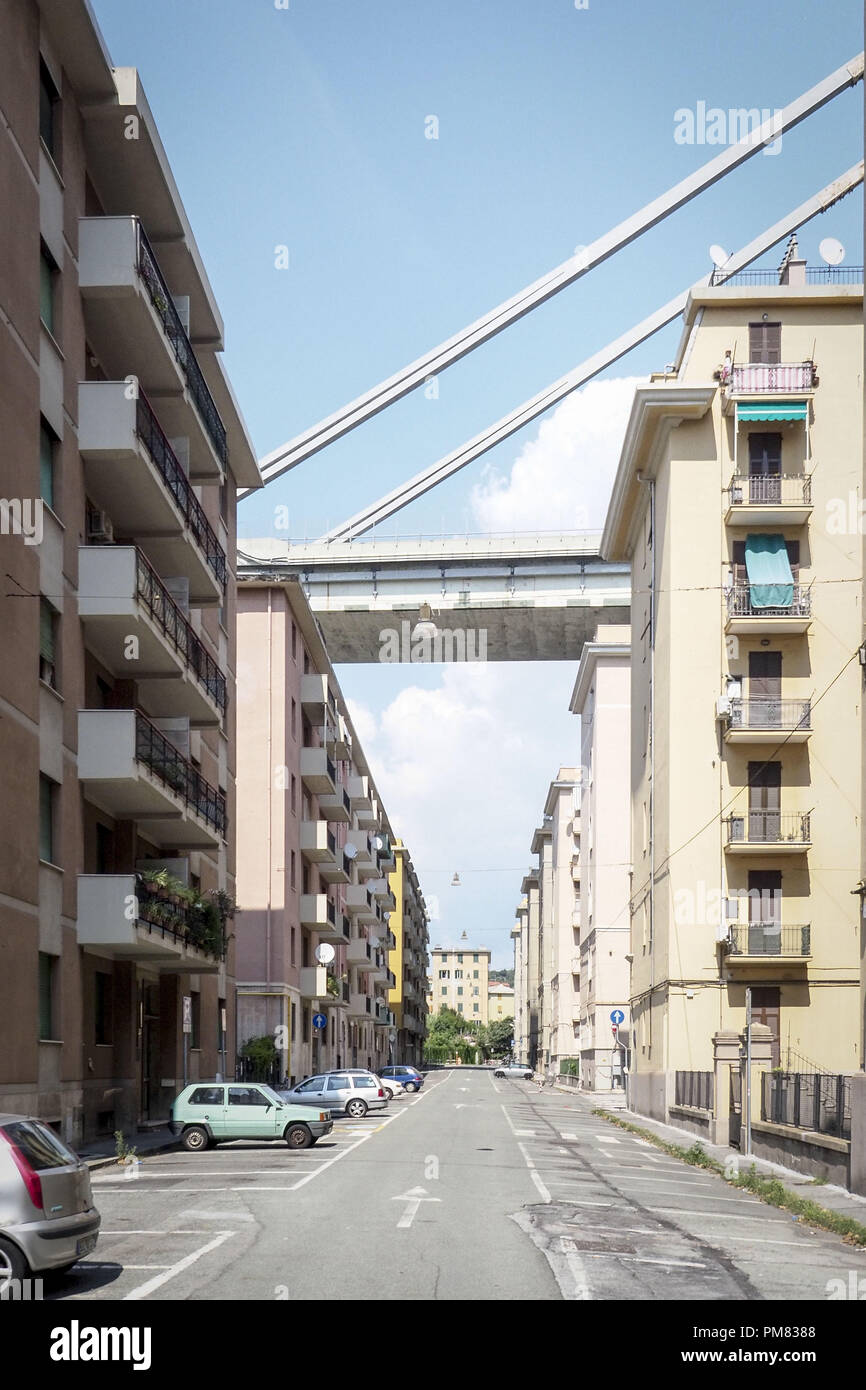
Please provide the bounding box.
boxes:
[429,945,491,1023]
[602,251,863,1121]
[387,841,429,1066]
[235,575,407,1083]
[570,627,631,1089]
[487,981,515,1021]
[0,0,260,1143]
[512,770,581,1073]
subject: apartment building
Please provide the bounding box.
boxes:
[512,771,581,1074]
[602,249,863,1121]
[0,0,260,1143]
[388,841,429,1066]
[570,627,631,1089]
[235,575,405,1083]
[429,945,491,1023]
[487,981,515,1021]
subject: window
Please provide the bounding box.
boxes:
[3,1120,77,1170]
[457,986,463,996]
[456,954,463,963]
[190,1086,223,1106]
[454,969,462,979]
[290,999,296,1040]
[291,698,297,740]
[40,245,58,335]
[38,953,56,1039]
[290,849,296,890]
[40,418,57,511]
[473,1004,479,1013]
[190,991,201,1049]
[473,953,479,962]
[39,599,58,689]
[295,1078,323,1094]
[441,987,447,996]
[473,969,479,979]
[39,60,59,160]
[326,1075,349,1091]
[290,926,296,966]
[438,969,449,979]
[95,823,113,874]
[291,622,297,661]
[291,773,297,814]
[94,971,112,1045]
[228,1086,267,1106]
[748,321,781,364]
[39,775,56,863]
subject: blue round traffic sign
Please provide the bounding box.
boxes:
[610,1009,625,1026]
[312,1012,327,1030]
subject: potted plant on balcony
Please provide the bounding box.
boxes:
[139,867,171,900]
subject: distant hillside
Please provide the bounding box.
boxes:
[489,968,514,987]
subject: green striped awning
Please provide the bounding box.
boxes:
[736,402,808,422]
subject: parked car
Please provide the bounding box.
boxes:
[493,1062,534,1079]
[0,1115,100,1286]
[379,1065,424,1093]
[339,1068,404,1100]
[278,1073,387,1118]
[169,1083,333,1151]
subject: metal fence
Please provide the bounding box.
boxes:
[728,698,810,732]
[761,1072,851,1139]
[727,474,811,508]
[725,811,811,846]
[728,923,811,957]
[726,582,811,621]
[675,1070,714,1112]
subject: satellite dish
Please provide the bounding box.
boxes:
[709,244,731,269]
[382,911,391,922]
[369,936,380,948]
[819,236,845,266]
[315,942,335,964]
[371,835,383,851]
[343,842,357,860]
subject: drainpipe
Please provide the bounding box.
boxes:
[637,473,656,1065]
[266,589,274,1049]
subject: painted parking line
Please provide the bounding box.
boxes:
[123,1231,236,1302]
[517,1141,552,1203]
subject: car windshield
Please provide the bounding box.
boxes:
[2,1120,79,1169]
[258,1085,285,1106]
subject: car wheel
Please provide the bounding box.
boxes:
[346,1098,368,1118]
[181,1125,209,1153]
[0,1237,29,1290]
[494,1071,503,1078]
[406,1082,420,1093]
[524,1072,532,1080]
[383,1087,394,1100]
[284,1124,313,1150]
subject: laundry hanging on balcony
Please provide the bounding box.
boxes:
[744,533,793,609]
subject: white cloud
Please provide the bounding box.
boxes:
[340,662,579,965]
[470,375,645,533]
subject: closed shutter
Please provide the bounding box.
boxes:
[749,322,781,363]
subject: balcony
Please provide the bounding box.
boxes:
[343,830,375,872]
[344,884,379,924]
[723,698,811,745]
[347,936,374,967]
[76,875,224,971]
[725,583,812,634]
[300,821,347,883]
[373,1002,393,1026]
[726,362,815,396]
[368,878,396,907]
[299,965,328,999]
[299,895,349,943]
[300,674,329,719]
[326,978,350,1008]
[724,811,811,854]
[375,835,396,873]
[349,992,372,1020]
[79,382,226,604]
[725,475,813,528]
[347,774,371,812]
[317,785,351,824]
[321,714,351,761]
[78,216,227,478]
[77,709,226,848]
[726,923,811,963]
[78,547,225,727]
[300,747,337,796]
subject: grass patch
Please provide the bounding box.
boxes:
[591,1108,866,1248]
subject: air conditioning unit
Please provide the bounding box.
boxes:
[716,695,731,719]
[86,506,114,544]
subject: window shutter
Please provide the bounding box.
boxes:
[748,322,782,364]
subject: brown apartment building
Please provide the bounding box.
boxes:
[0,0,261,1143]
[235,573,428,1083]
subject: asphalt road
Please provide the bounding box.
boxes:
[51,1069,866,1301]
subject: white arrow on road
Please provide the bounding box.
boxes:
[392,1186,441,1229]
[454,1103,482,1110]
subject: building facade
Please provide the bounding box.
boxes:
[235,576,409,1084]
[0,0,260,1143]
[602,256,863,1120]
[570,626,632,1089]
[387,840,429,1066]
[487,981,515,1021]
[428,945,491,1023]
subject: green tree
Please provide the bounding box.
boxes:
[485,1016,514,1058]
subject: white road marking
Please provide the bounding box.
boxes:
[569,1200,616,1208]
[557,1239,592,1299]
[92,1169,318,1181]
[581,1252,708,1268]
[123,1231,235,1301]
[515,1129,536,1137]
[177,1210,256,1223]
[596,1135,621,1145]
[517,1141,551,1203]
[291,1110,402,1191]
[99,1230,208,1236]
[392,1186,441,1229]
[560,1132,579,1140]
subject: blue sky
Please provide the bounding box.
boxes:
[92,0,863,967]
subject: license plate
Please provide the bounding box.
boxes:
[76,1233,97,1257]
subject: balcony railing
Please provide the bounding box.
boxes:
[728,699,811,732]
[726,583,811,621]
[135,551,226,712]
[136,879,228,961]
[725,811,811,847]
[135,711,226,835]
[727,475,811,507]
[728,923,811,957]
[135,221,228,467]
[135,392,227,590]
[729,362,815,392]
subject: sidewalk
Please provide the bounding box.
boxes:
[78,1125,178,1173]
[588,1094,866,1227]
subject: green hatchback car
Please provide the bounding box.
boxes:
[169,1083,333,1152]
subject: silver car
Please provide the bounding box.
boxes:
[493,1062,534,1079]
[279,1072,387,1118]
[0,1115,100,1287]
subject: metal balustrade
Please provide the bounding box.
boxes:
[728,698,810,731]
[135,551,226,712]
[134,711,226,835]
